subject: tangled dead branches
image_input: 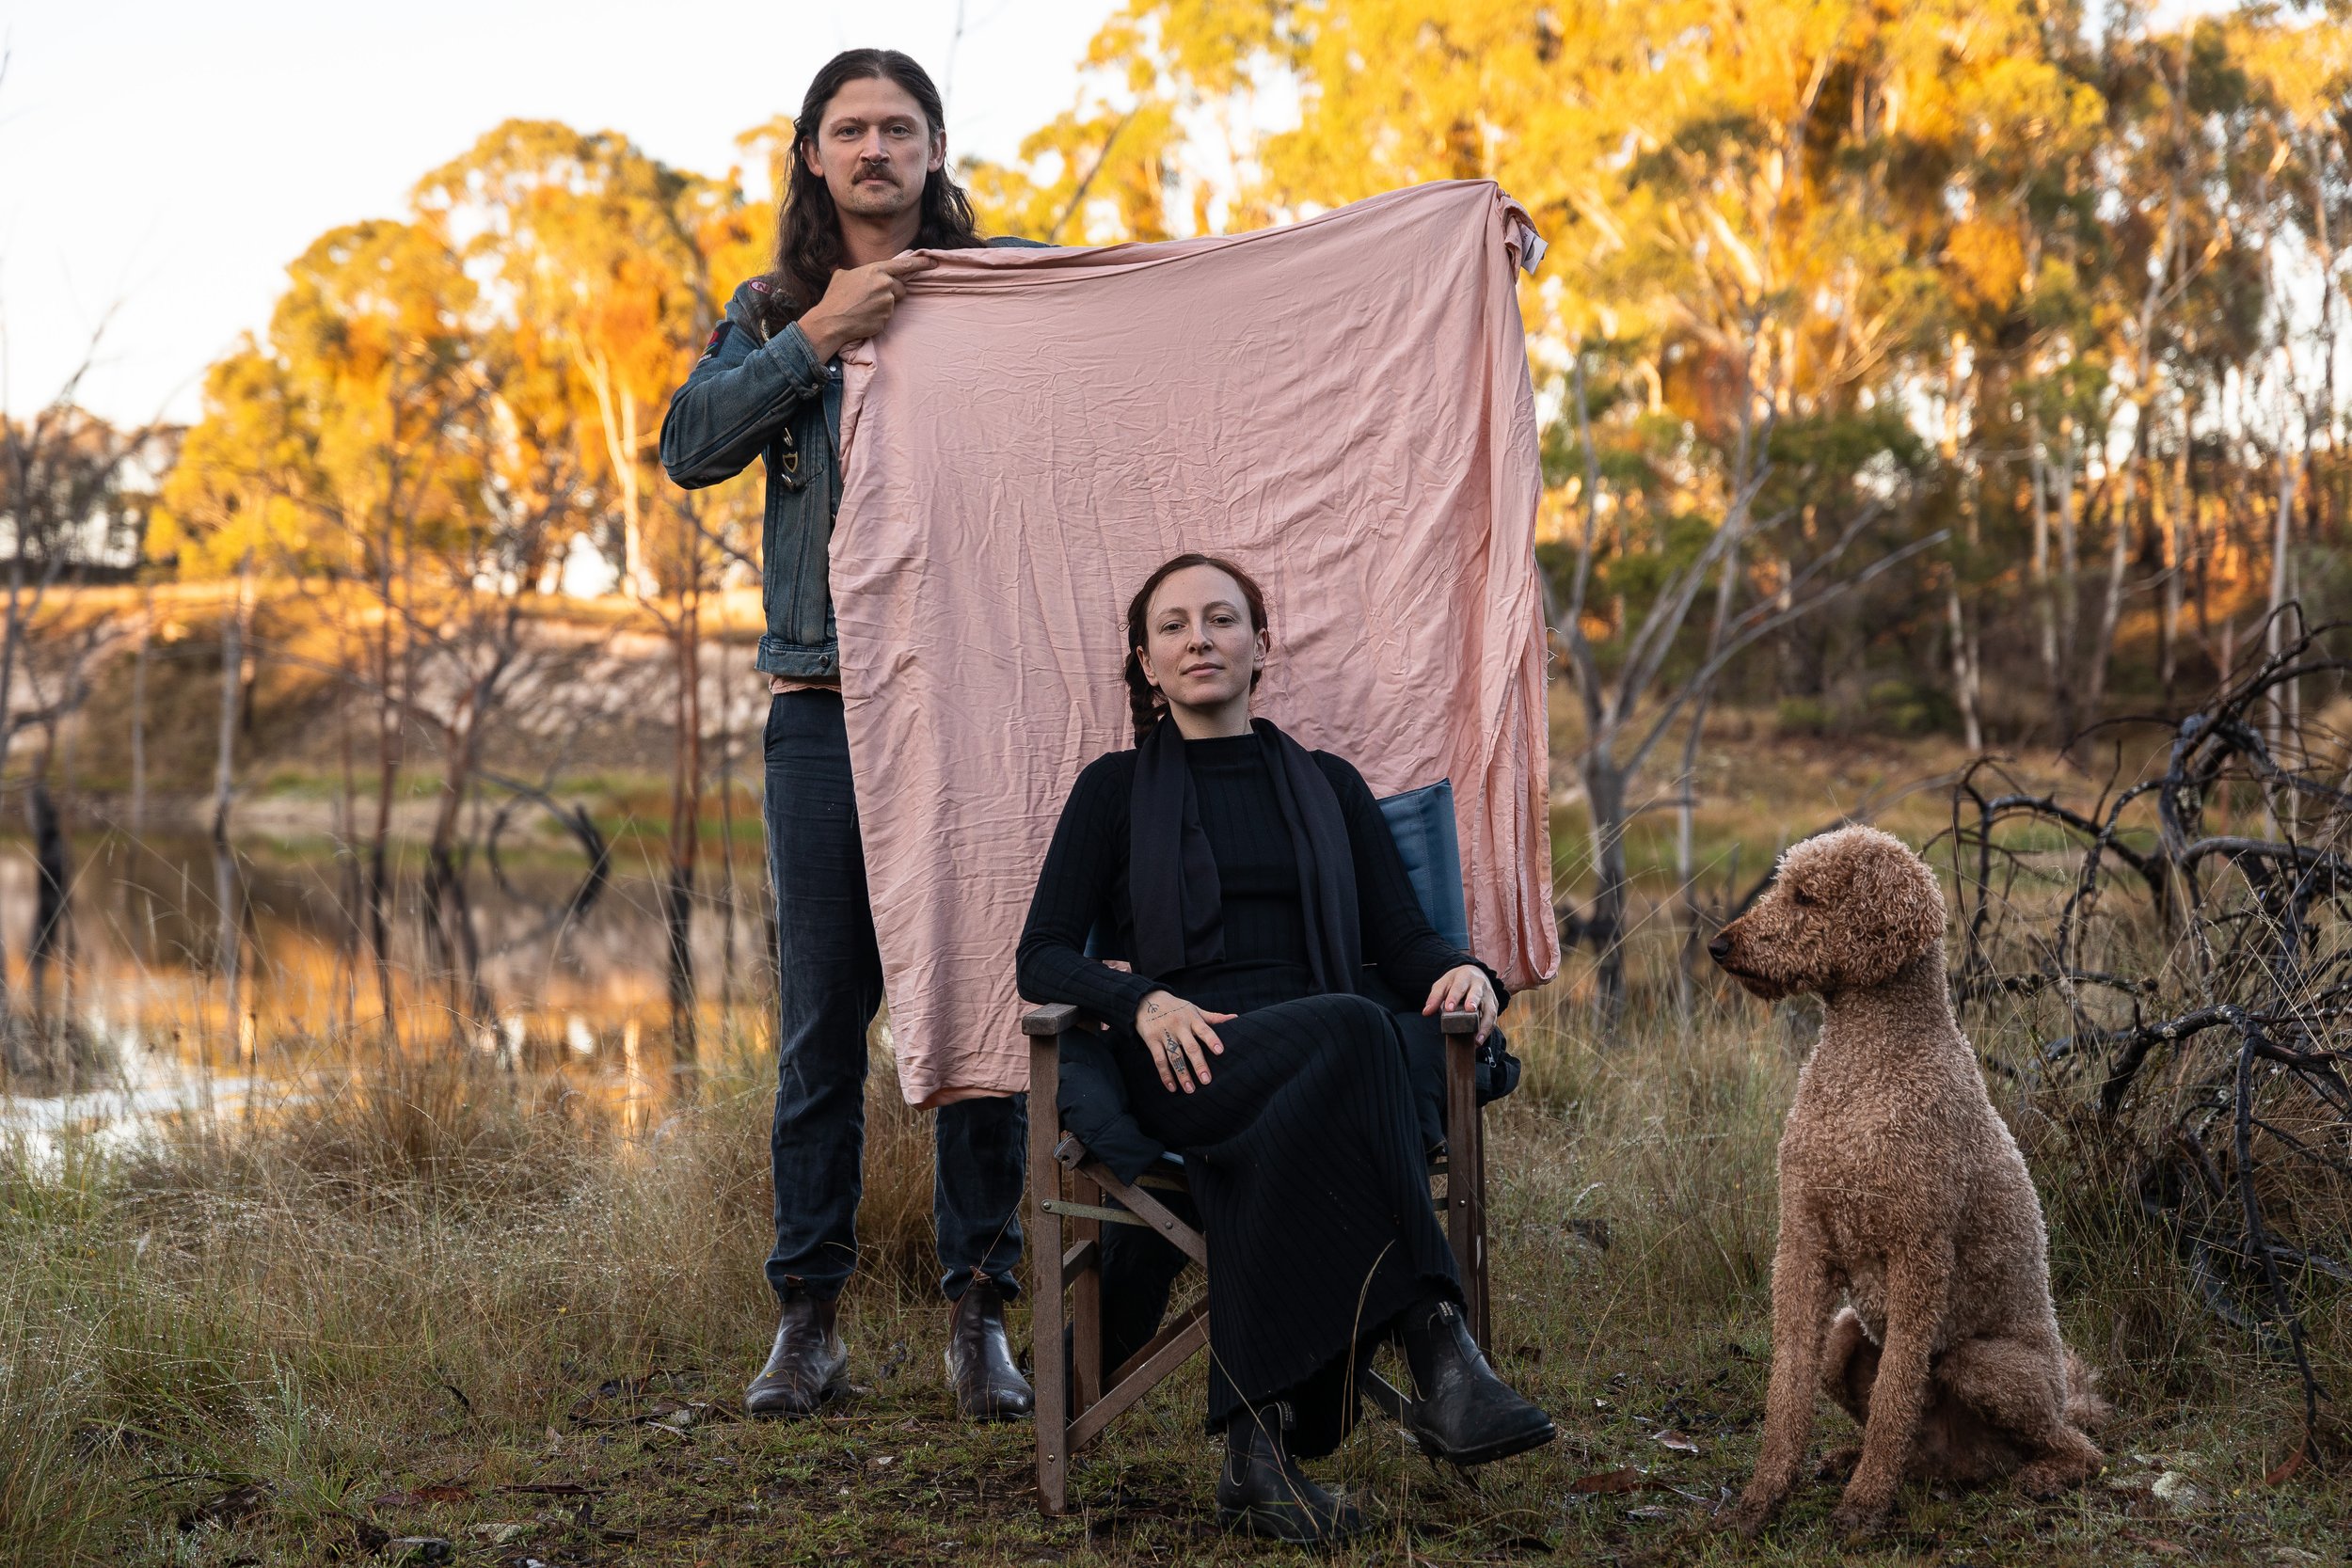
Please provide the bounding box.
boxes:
[1941,619,2351,1463]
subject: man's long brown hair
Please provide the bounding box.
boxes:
[755,50,983,336]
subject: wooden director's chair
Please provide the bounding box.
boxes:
[1023,1001,1494,1515]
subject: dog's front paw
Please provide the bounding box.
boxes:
[1814,1445,1861,1481]
[1713,1496,1776,1538]
[1828,1500,1889,1539]
[2013,1454,2098,1499]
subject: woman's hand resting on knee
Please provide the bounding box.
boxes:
[1135,990,1235,1094]
[1423,964,1499,1042]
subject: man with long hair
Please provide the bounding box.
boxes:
[660,49,1043,1423]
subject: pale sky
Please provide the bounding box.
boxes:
[0,1,1117,428]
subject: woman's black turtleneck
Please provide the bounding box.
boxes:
[1016,729,1490,1029]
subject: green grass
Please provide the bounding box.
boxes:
[3,977,2344,1567]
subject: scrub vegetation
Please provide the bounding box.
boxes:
[5,871,2344,1567]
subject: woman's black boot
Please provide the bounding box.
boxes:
[1214,1404,1368,1544]
[1399,1298,1556,1465]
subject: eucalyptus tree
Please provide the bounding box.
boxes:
[416,120,768,1028]
[161,217,509,1030]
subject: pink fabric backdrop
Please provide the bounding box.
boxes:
[831,180,1558,1107]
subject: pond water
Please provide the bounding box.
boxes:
[0,821,779,1158]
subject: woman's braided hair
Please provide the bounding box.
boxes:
[1122,553,1270,744]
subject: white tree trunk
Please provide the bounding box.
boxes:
[213,557,254,1058]
[131,582,152,836]
[2268,450,2300,760]
[1946,580,1982,752]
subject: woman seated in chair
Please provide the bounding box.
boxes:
[1016,553,1554,1544]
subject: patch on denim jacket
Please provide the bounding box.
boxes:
[698,321,733,361]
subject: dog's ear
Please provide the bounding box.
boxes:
[1832,831,1946,990]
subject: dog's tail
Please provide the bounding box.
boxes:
[2062,1350,2109,1433]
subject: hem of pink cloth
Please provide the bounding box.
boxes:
[914,1082,1024,1109]
[768,673,841,694]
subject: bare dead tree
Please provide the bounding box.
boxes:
[1550,343,1946,1024]
[1942,616,2352,1466]
[0,321,153,1068]
[644,487,718,1046]
[130,578,153,834]
[480,767,611,955]
[383,434,583,1032]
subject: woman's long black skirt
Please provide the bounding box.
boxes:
[1116,989,1461,1456]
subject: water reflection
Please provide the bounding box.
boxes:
[0,825,773,1151]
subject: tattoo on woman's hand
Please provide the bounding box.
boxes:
[1136,989,1235,1094]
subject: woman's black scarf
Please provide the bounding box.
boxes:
[1128,715,1361,994]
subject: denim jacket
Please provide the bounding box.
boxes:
[659,239,1048,680]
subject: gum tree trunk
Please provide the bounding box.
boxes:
[1581,755,1629,1023]
[665,558,705,1051]
[213,558,252,1058]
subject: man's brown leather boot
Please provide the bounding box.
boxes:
[745,1290,848,1418]
[945,1280,1034,1421]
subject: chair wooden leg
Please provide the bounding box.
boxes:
[1025,1028,1070,1515]
[1071,1168,1104,1416]
[1466,1075,1492,1344]
[1018,1002,1216,1494]
[1068,1299,1210,1450]
[1440,1011,1490,1351]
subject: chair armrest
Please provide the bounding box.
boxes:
[1037,1003,1466,1036]
[1023,1003,1082,1037]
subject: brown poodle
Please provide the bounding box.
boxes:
[1708,826,2105,1535]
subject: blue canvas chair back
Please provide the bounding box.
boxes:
[1378,780,1470,950]
[1085,779,1468,959]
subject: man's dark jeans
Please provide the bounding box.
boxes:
[763,689,1025,1303]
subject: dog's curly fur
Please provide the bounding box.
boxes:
[1709,826,2106,1535]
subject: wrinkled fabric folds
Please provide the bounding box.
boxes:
[832,180,1558,1106]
